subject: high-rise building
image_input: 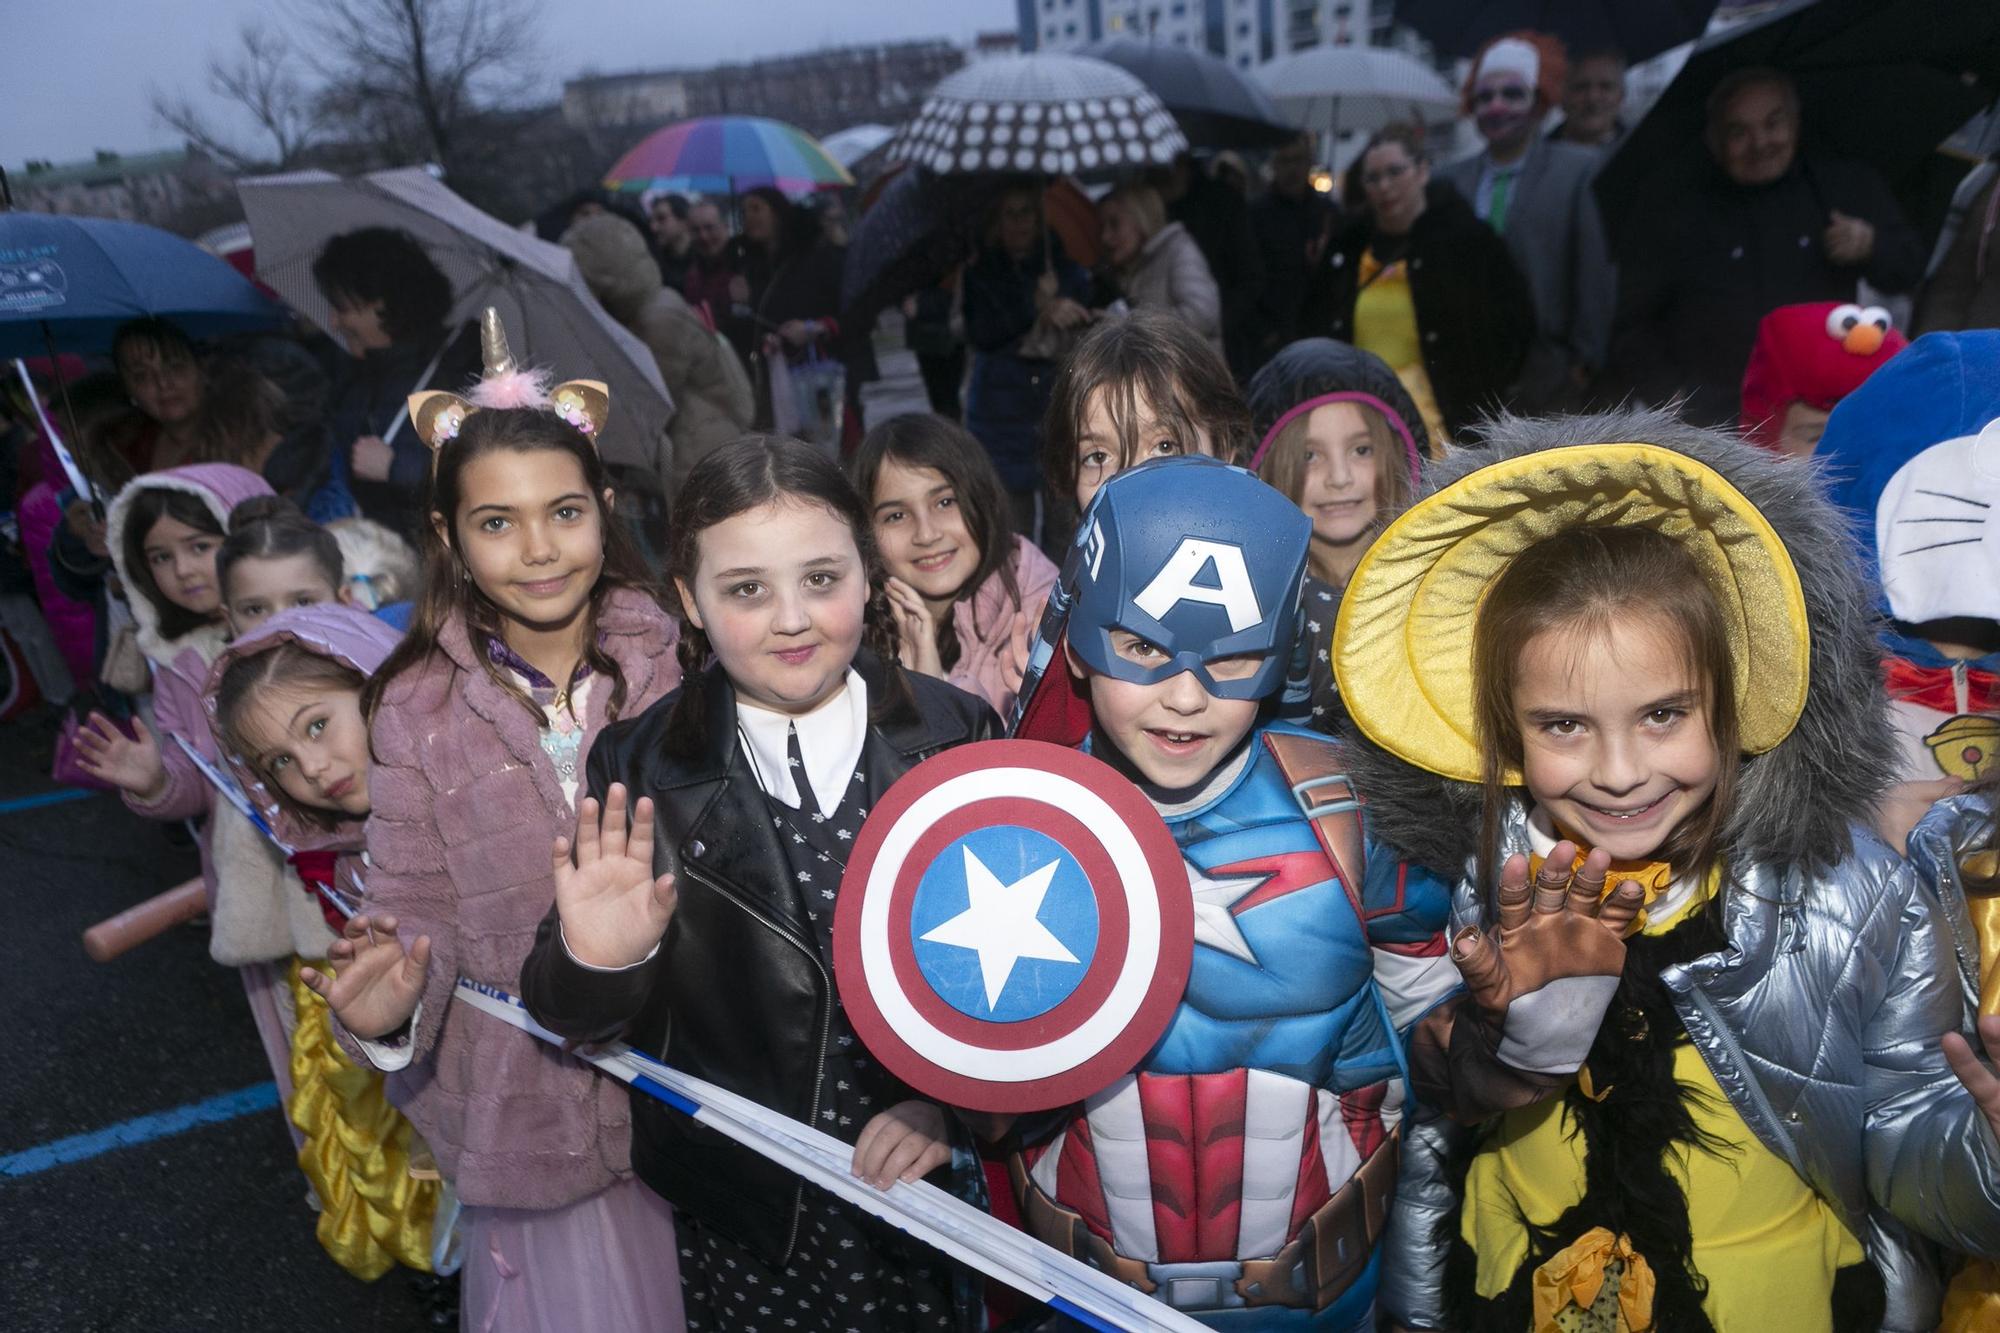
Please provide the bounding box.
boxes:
[1016,0,1423,68]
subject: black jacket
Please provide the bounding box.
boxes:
[1605,151,1926,426]
[1169,171,1264,374]
[1249,187,1339,372]
[1302,183,1534,439]
[518,652,999,1264]
[322,323,481,537]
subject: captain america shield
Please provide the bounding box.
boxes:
[833,739,1193,1112]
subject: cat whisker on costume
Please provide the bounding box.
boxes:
[1914,488,1991,508]
[1897,537,1986,555]
[1893,516,1986,525]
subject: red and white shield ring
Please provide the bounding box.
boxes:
[834,738,1192,1112]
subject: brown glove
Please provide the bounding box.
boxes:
[1409,843,1644,1120]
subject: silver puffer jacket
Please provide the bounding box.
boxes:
[1336,410,2000,1332]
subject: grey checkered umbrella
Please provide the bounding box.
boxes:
[888,53,1189,177]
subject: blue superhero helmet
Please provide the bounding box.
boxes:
[1065,456,1311,701]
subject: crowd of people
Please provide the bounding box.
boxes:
[6,23,2000,1333]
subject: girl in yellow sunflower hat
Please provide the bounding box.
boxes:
[1332,407,2000,1333]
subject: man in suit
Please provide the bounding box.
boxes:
[1440,33,1616,412]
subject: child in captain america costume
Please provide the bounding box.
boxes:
[1008,457,1458,1330]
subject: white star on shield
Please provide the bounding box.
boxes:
[919,845,1079,1009]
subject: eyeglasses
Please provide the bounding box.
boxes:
[1472,84,1532,108]
[1361,162,1413,187]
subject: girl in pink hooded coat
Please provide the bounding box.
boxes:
[71,463,313,1119]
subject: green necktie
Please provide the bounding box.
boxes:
[1488,171,1515,235]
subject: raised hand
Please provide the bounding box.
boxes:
[300,913,431,1041]
[998,605,1037,701]
[552,783,677,971]
[1450,843,1644,1076]
[1944,1015,2000,1146]
[852,1100,952,1190]
[72,712,168,802]
[884,577,943,679]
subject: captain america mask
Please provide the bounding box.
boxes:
[1064,458,1311,701]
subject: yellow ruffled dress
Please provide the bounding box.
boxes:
[288,959,438,1280]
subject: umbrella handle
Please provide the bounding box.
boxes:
[382,326,461,447]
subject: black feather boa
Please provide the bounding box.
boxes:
[1440,905,1886,1332]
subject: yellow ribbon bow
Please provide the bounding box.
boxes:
[1531,1227,1656,1333]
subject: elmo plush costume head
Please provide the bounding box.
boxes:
[1740,301,1908,454]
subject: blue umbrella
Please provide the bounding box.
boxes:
[0,211,279,357]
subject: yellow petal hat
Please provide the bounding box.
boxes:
[1333,442,1811,782]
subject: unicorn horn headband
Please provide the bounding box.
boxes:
[407,307,611,451]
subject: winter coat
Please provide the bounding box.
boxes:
[355,587,680,1209]
[1439,138,1616,409]
[20,480,98,687]
[1115,221,1223,355]
[518,650,999,1263]
[1302,183,1536,440]
[962,234,1090,495]
[1249,188,1340,371]
[945,534,1058,718]
[1916,163,2000,335]
[1606,151,1926,427]
[562,214,753,498]
[105,464,276,910]
[1169,170,1263,373]
[321,324,482,537]
[1342,409,2000,1333]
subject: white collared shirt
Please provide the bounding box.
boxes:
[735,669,869,817]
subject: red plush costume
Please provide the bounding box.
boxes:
[1739,300,1909,449]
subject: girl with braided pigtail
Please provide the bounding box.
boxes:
[520,435,1001,1332]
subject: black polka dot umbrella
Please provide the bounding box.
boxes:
[887,53,1190,178]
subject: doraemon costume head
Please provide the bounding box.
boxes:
[1818,330,2000,779]
[1013,457,1312,742]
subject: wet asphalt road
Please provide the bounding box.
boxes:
[0,716,435,1332]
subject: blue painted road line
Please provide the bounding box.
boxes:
[0,788,96,815]
[0,1082,279,1178]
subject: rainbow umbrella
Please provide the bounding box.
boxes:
[604,115,853,197]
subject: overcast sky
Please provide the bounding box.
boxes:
[3,0,1018,168]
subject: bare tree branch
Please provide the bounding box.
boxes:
[289,0,541,174]
[147,23,322,170]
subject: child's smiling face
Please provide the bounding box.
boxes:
[678,499,867,717]
[1071,631,1262,791]
[1512,613,1724,862]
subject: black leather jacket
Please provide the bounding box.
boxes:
[519,652,999,1263]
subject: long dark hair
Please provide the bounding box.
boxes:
[851,414,1020,672]
[119,487,224,641]
[217,495,343,599]
[662,435,904,760]
[361,406,656,732]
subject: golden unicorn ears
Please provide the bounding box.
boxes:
[406,308,612,450]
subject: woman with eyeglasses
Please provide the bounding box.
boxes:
[1303,122,1535,446]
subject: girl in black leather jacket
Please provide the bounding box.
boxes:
[521,436,999,1332]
